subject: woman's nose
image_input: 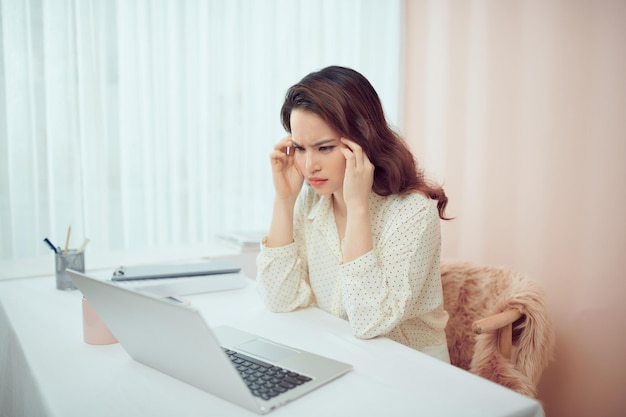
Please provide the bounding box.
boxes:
[305,152,317,171]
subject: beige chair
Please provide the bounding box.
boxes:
[440,260,555,399]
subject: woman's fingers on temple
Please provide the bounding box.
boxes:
[340,137,357,150]
[340,147,355,162]
[270,148,289,165]
[270,149,282,158]
[273,136,293,153]
[340,138,355,158]
[341,137,369,167]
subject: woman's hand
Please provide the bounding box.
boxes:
[270,136,304,201]
[340,138,374,209]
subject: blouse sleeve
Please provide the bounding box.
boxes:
[255,193,314,312]
[340,197,443,339]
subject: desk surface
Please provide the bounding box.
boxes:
[0,269,545,417]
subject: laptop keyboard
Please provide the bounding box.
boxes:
[222,348,312,401]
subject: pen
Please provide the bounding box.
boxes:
[43,238,59,254]
[64,225,71,255]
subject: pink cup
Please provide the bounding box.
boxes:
[82,296,118,345]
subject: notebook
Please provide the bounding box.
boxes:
[113,271,249,296]
[110,260,241,281]
[68,270,352,414]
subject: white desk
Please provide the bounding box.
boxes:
[0,270,545,417]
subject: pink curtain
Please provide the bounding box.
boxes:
[403,1,626,416]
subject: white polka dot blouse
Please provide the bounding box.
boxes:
[256,186,449,352]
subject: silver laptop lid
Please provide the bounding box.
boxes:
[68,270,352,414]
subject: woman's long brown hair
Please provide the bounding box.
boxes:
[281,66,450,220]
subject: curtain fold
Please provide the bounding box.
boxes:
[0,0,403,259]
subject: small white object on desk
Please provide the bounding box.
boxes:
[218,231,265,252]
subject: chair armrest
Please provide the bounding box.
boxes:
[473,309,523,359]
[472,309,522,334]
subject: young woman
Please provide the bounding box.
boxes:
[256,66,451,362]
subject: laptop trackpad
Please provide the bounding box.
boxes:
[236,339,299,362]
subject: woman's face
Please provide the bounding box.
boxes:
[290,109,346,197]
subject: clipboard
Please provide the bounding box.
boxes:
[111,260,241,281]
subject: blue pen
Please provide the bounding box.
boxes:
[43,238,59,254]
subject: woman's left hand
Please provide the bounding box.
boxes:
[340,138,375,209]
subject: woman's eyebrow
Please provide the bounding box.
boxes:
[291,138,338,148]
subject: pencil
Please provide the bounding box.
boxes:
[64,225,71,255]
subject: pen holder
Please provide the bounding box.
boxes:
[55,250,84,290]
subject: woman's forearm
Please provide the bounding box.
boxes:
[342,205,373,263]
[265,196,296,248]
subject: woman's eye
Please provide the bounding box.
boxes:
[319,146,334,152]
[293,145,305,152]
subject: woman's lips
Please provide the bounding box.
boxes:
[308,178,327,187]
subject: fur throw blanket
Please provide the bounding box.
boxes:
[440,260,555,398]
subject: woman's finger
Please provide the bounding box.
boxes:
[340,137,368,169]
[273,136,293,155]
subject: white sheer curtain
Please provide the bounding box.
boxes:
[0,0,403,260]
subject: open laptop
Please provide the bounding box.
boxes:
[68,270,352,414]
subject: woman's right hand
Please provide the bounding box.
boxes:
[270,136,304,201]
